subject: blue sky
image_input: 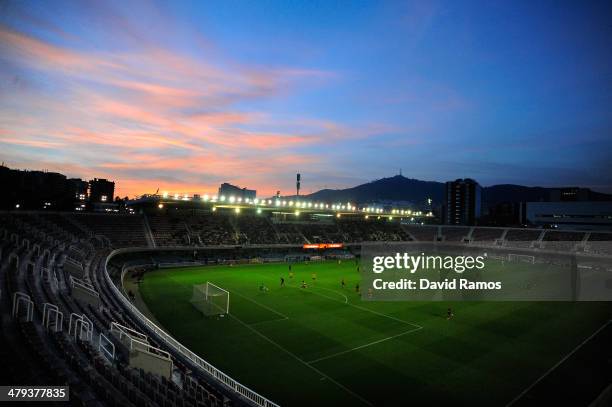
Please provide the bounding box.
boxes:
[0,0,611,196]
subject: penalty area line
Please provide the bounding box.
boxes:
[505,319,612,407]
[247,316,289,327]
[307,325,423,364]
[228,313,375,407]
[229,288,289,319]
[292,286,423,330]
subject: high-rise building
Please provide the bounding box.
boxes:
[89,178,115,203]
[445,178,482,225]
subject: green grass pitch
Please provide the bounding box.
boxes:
[138,260,610,406]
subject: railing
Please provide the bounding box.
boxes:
[103,248,280,407]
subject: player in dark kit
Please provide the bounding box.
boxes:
[447,307,454,320]
[341,278,345,289]
[280,277,285,287]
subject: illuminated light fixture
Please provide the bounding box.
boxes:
[235,207,241,213]
[162,191,169,198]
[325,204,329,209]
[336,213,341,218]
[212,206,217,211]
[257,208,262,214]
[229,196,236,203]
[295,210,300,216]
[183,194,189,201]
[158,203,164,209]
[365,215,369,219]
[308,202,312,208]
[275,200,280,206]
[237,197,243,203]
[174,193,179,200]
[254,198,259,204]
[289,201,294,206]
[267,200,272,205]
[203,194,209,201]
[389,216,393,220]
[220,195,226,202]
[282,200,286,206]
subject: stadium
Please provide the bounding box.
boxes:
[2,1,612,406]
[1,195,611,406]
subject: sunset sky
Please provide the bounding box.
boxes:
[1,0,611,197]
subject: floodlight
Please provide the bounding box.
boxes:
[162,191,169,198]
[158,203,164,209]
[235,207,240,213]
[229,196,235,203]
[257,208,262,214]
[220,195,226,201]
[203,194,209,201]
[295,210,300,216]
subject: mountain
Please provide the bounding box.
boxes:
[279,175,612,206]
[284,175,445,205]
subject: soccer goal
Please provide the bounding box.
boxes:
[507,253,535,264]
[191,282,229,316]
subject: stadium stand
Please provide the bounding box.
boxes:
[471,227,505,244]
[403,225,437,241]
[1,210,611,407]
[504,229,543,248]
[440,227,470,242]
[587,233,612,256]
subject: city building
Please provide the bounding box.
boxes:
[218,183,256,201]
[444,178,482,226]
[525,201,612,230]
[89,178,115,203]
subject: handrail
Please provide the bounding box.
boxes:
[103,248,280,407]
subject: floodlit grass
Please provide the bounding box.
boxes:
[139,260,611,406]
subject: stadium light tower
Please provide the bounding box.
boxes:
[296,173,301,197]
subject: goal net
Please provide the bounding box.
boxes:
[191,282,229,316]
[507,253,535,264]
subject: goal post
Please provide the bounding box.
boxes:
[191,282,229,316]
[507,253,535,264]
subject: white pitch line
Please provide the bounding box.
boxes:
[229,313,374,407]
[248,316,289,327]
[505,319,612,407]
[312,286,348,303]
[229,288,289,319]
[297,286,422,330]
[308,325,423,364]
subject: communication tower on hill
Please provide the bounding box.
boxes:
[296,173,301,196]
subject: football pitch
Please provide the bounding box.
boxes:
[138,260,611,406]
